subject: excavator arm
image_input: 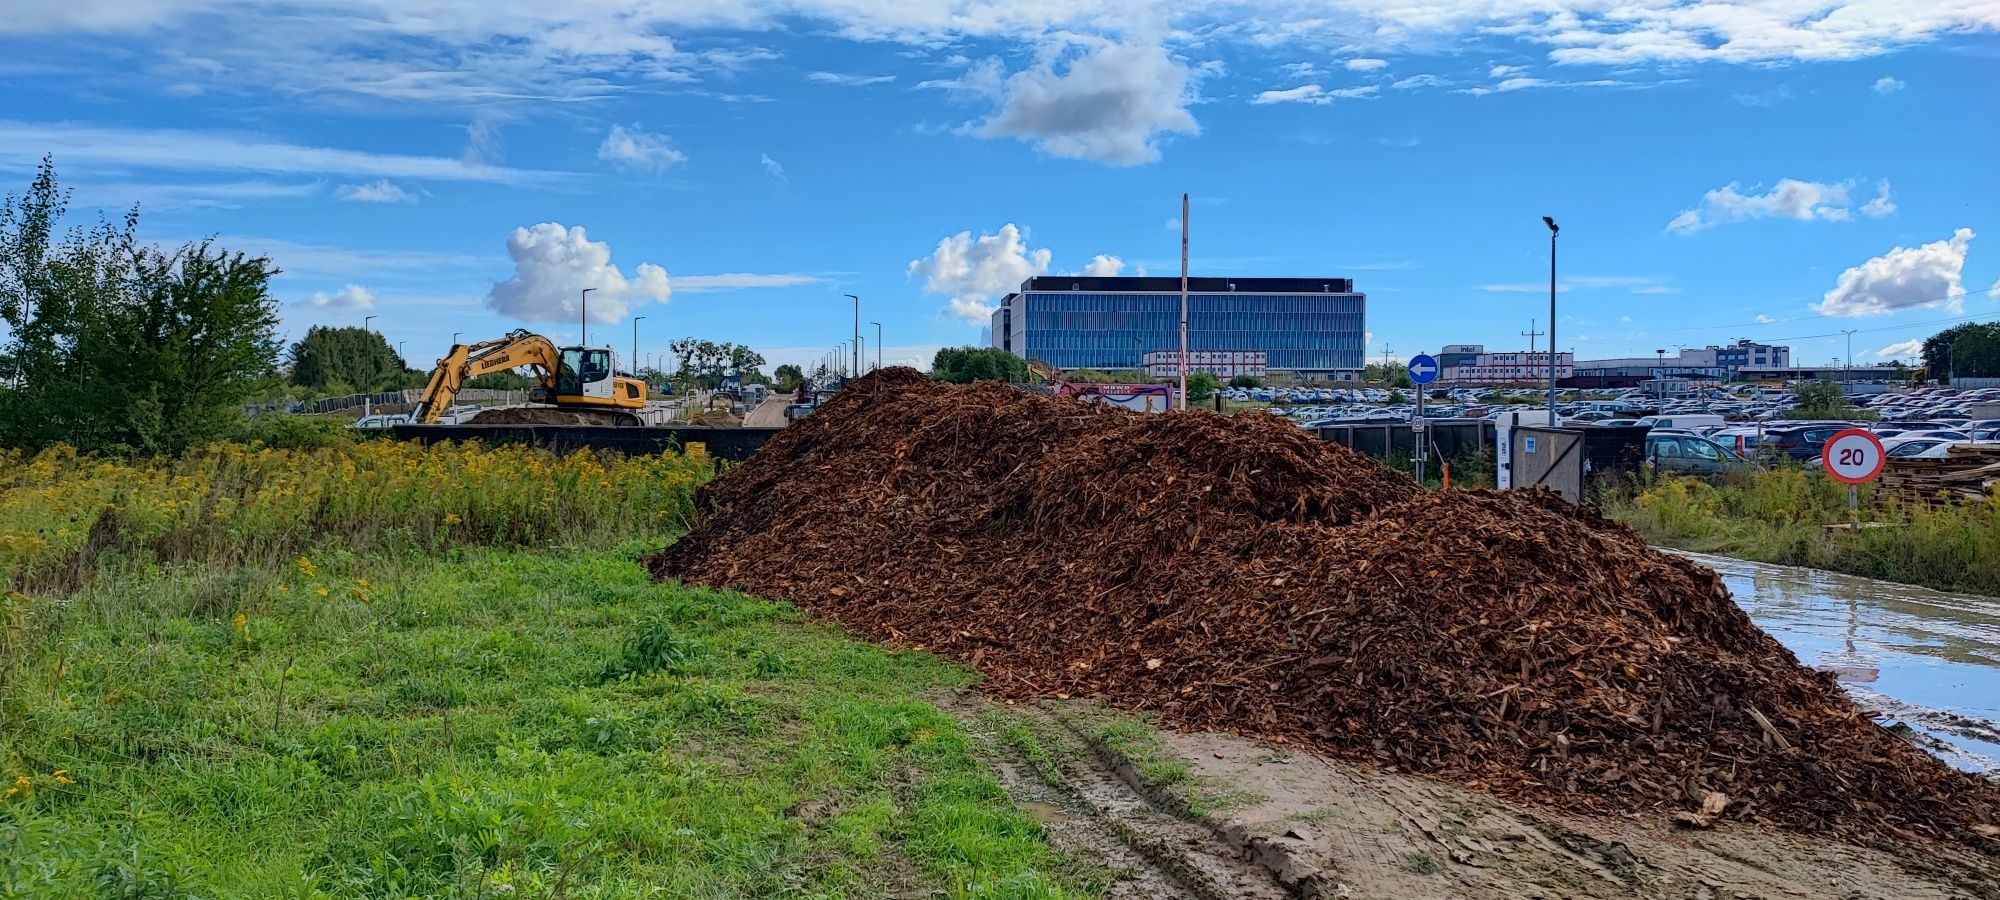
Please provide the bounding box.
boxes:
[411,330,563,423]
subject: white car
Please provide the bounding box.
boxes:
[351,414,409,430]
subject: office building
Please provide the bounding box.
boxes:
[989,276,1366,379]
[1570,341,1792,386]
[1440,350,1574,384]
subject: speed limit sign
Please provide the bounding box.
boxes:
[1821,428,1887,485]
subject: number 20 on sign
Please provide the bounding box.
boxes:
[1821,428,1886,510]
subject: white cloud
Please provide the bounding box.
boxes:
[308,283,375,312]
[674,273,823,291]
[1860,180,1895,218]
[484,223,669,325]
[759,152,786,182]
[1874,339,1922,359]
[1345,58,1388,71]
[1253,82,1374,105]
[1391,74,1451,89]
[1253,84,1329,105]
[1666,178,1894,233]
[1992,277,2000,299]
[908,223,1051,324]
[1490,64,1529,77]
[1817,228,1975,317]
[336,179,414,203]
[597,124,685,173]
[464,114,504,166]
[1164,217,1181,231]
[0,121,549,183]
[1282,62,1320,77]
[1755,314,1777,324]
[968,39,1201,166]
[806,71,895,86]
[1873,76,1905,94]
[1083,254,1123,276]
[66,179,318,211]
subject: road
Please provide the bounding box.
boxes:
[743,395,791,427]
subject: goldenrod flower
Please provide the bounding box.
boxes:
[313,586,329,598]
[295,556,316,578]
[51,770,71,785]
[233,612,247,631]
[3,775,28,799]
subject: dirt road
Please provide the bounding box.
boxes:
[963,697,1998,899]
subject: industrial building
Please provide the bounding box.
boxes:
[1440,350,1574,384]
[989,276,1366,379]
[1569,340,1793,387]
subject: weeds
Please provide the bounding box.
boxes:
[1603,467,2000,595]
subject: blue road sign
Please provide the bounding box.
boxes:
[1407,353,1440,385]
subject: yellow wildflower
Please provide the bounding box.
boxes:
[295,556,316,578]
[441,512,462,527]
[313,585,329,598]
[3,775,28,799]
[51,770,72,785]
[233,612,247,631]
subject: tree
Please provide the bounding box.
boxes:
[1186,372,1221,402]
[287,325,407,393]
[1,158,282,454]
[1785,379,1872,420]
[667,337,765,388]
[773,364,804,391]
[1362,362,1413,388]
[1229,374,1263,388]
[930,347,1028,384]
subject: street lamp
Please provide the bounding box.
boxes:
[580,287,596,345]
[1656,348,1666,403]
[632,316,646,375]
[843,294,861,377]
[364,315,377,333]
[452,331,461,346]
[870,321,882,371]
[1542,216,1559,419]
[1840,329,1857,385]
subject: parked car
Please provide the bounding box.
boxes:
[1762,423,1857,461]
[1645,433,1743,476]
[351,414,408,430]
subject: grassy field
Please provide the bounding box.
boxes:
[1602,467,2000,596]
[0,442,1101,898]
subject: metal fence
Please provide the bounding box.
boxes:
[1314,420,1494,460]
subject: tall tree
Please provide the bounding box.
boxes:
[1,159,281,454]
[930,347,1028,384]
[286,325,405,393]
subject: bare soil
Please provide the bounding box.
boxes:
[967,697,2000,900]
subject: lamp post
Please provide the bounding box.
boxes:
[844,294,861,378]
[870,321,882,371]
[1656,348,1666,403]
[1542,216,1559,420]
[580,288,596,345]
[1840,329,1856,385]
[632,316,645,375]
[364,315,377,333]
[452,331,461,346]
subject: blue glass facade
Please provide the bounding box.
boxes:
[996,286,1365,375]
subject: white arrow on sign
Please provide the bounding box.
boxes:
[1410,359,1437,377]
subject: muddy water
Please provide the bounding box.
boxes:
[1680,552,2000,774]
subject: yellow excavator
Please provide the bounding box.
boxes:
[410,330,649,425]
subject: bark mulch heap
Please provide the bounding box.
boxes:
[645,368,2000,852]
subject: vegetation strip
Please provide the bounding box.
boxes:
[1,443,1098,897]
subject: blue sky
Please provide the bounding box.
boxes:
[3,1,1996,374]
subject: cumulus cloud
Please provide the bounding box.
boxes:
[1817,228,1975,317]
[1873,76,1905,94]
[597,124,685,173]
[336,179,414,203]
[308,283,375,311]
[1084,254,1123,276]
[485,223,669,325]
[969,40,1201,166]
[1667,178,1894,233]
[1345,58,1388,71]
[908,224,1051,324]
[760,152,786,182]
[1874,339,1923,359]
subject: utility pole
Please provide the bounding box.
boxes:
[1656,348,1667,403]
[1178,193,1189,411]
[870,321,882,371]
[580,288,596,345]
[1542,216,1559,420]
[632,316,645,375]
[1841,329,1857,386]
[844,294,861,378]
[1521,319,1543,364]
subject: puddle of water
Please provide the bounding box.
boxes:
[1018,800,1068,825]
[1679,552,2000,773]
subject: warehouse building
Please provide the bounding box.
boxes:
[989,276,1365,379]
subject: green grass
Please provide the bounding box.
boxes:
[0,547,1100,898]
[1603,467,2000,595]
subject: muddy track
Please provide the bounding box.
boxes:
[945,694,1291,899]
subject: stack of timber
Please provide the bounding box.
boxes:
[1879,443,2000,503]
